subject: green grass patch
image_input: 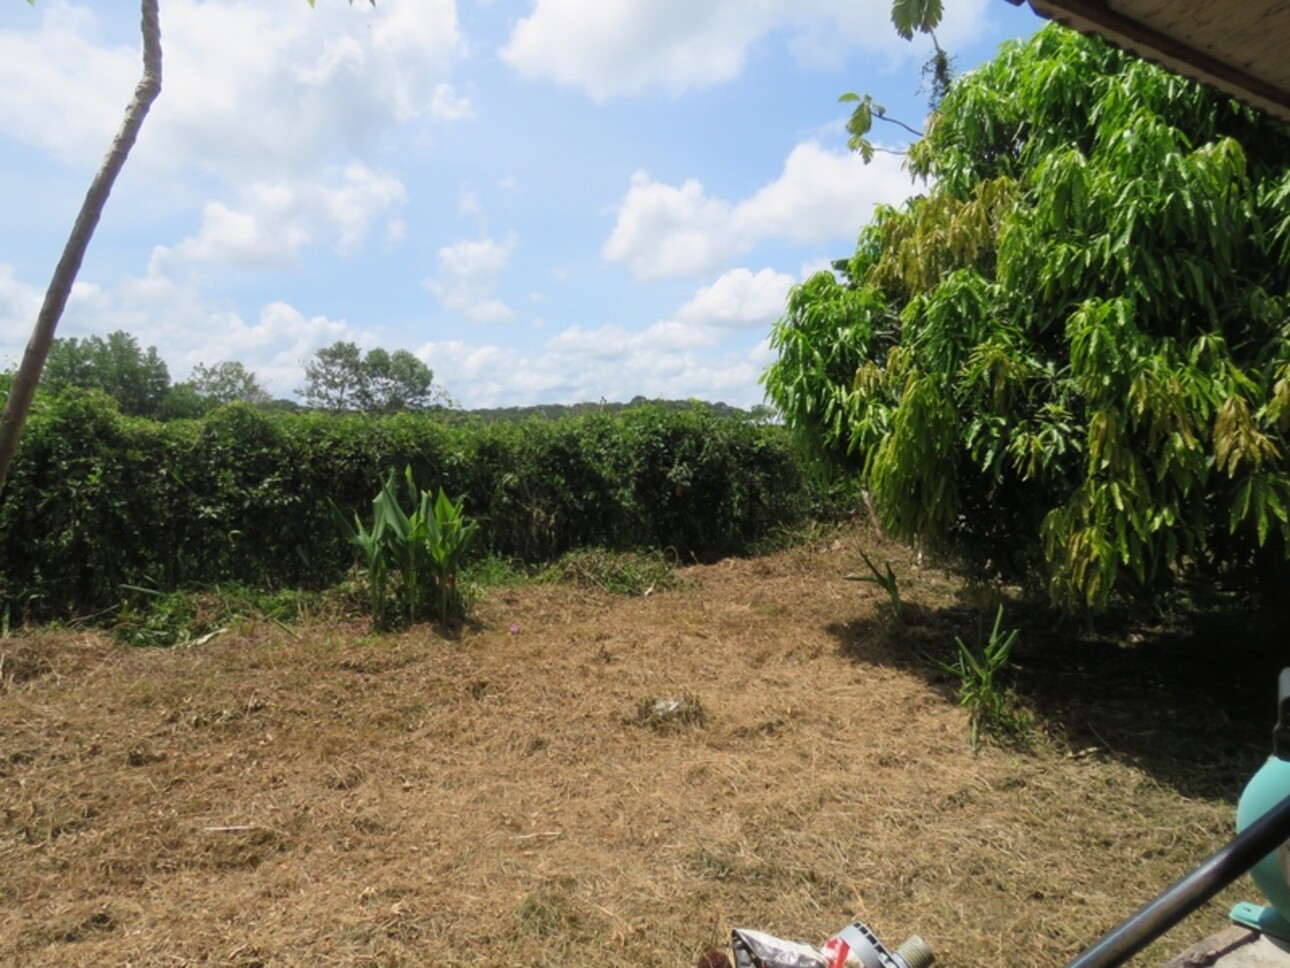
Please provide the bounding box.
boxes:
[543,548,679,596]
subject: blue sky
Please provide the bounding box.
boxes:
[0,0,1040,409]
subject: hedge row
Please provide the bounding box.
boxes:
[0,391,846,617]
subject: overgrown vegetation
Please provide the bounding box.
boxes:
[544,548,679,597]
[0,394,840,619]
[113,584,319,647]
[763,26,1290,610]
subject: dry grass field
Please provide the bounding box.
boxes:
[0,526,1280,966]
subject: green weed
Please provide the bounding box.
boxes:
[113,584,319,647]
[461,554,529,588]
[845,546,902,621]
[942,606,1029,750]
[544,547,677,596]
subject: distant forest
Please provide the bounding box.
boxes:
[441,397,774,425]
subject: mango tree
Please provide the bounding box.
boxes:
[763,25,1290,608]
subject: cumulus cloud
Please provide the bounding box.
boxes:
[146,0,464,180]
[501,0,764,102]
[676,268,795,330]
[604,141,911,278]
[152,165,407,271]
[0,4,140,165]
[0,0,464,182]
[0,264,43,349]
[430,82,475,121]
[425,233,518,323]
[0,254,367,398]
[420,326,773,408]
[415,263,806,408]
[187,301,360,396]
[0,0,458,282]
[602,173,735,278]
[501,0,990,101]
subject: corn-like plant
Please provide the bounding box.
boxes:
[331,467,478,629]
[331,485,393,626]
[419,477,479,625]
[942,605,1026,751]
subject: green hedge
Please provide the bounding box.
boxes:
[0,391,842,617]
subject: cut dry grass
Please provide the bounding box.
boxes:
[0,525,1275,966]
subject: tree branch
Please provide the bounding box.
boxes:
[0,0,162,495]
[875,114,925,138]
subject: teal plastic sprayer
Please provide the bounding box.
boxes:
[1231,667,1290,941]
[1066,667,1290,967]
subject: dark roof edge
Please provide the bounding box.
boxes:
[1007,0,1290,123]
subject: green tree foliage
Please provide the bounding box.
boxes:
[43,330,171,418]
[300,341,441,413]
[839,1,949,169]
[155,360,273,420]
[890,0,943,39]
[185,361,271,407]
[364,347,442,412]
[763,26,1290,608]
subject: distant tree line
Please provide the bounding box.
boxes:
[441,396,775,426]
[5,330,765,424]
[17,331,447,420]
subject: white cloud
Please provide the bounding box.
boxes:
[458,189,485,221]
[501,0,763,102]
[0,264,43,349]
[0,0,464,183]
[152,165,407,271]
[420,326,773,408]
[604,141,911,278]
[425,233,518,323]
[430,82,475,121]
[784,0,992,69]
[676,268,795,330]
[0,4,139,166]
[0,255,366,398]
[602,173,735,278]
[415,263,807,408]
[733,142,906,243]
[189,301,359,396]
[500,0,990,101]
[147,0,464,180]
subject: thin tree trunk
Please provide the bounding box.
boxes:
[0,0,161,496]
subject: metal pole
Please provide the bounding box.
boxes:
[1066,792,1290,968]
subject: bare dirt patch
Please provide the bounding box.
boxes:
[0,530,1276,966]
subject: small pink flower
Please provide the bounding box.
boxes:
[509,622,521,635]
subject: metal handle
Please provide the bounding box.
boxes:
[1065,792,1290,968]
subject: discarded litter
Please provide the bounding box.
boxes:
[727,920,933,968]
